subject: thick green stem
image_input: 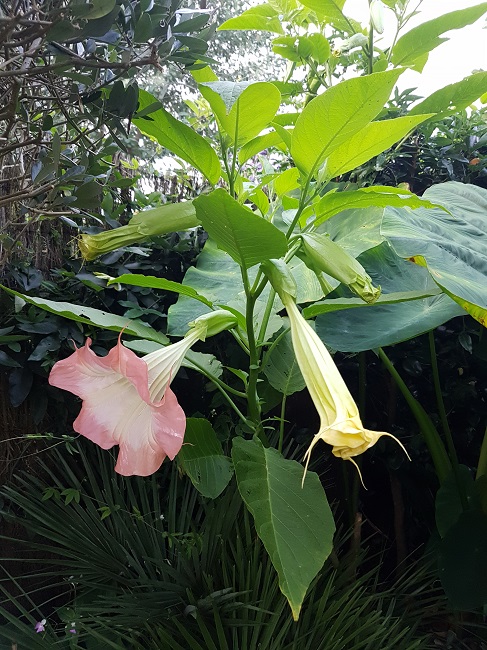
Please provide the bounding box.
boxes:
[477,427,487,480]
[367,24,374,75]
[242,267,263,436]
[428,331,468,508]
[378,347,451,483]
[228,102,240,198]
[278,393,287,454]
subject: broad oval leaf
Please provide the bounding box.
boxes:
[133,90,221,184]
[312,242,464,352]
[263,329,305,395]
[232,436,335,620]
[218,4,284,33]
[194,189,288,269]
[299,0,350,29]
[200,81,282,146]
[291,69,402,177]
[382,181,487,326]
[178,418,233,499]
[325,114,433,179]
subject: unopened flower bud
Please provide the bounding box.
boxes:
[300,232,380,303]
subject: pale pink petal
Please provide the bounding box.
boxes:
[49,338,152,404]
[114,388,186,476]
[49,339,186,476]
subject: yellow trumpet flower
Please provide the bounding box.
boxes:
[282,293,409,483]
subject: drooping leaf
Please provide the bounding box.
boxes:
[199,81,281,146]
[324,114,433,178]
[263,329,305,395]
[0,286,168,344]
[313,186,442,227]
[108,275,213,307]
[194,189,288,269]
[291,69,402,177]
[410,72,487,120]
[218,4,284,33]
[232,436,335,620]
[133,90,221,184]
[178,418,233,499]
[391,4,487,71]
[312,242,464,352]
[381,181,487,326]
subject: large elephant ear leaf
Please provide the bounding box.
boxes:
[381,181,487,326]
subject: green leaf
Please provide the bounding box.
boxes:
[133,89,221,184]
[298,0,348,28]
[177,418,233,499]
[199,81,281,146]
[311,242,464,352]
[291,69,402,177]
[232,437,335,620]
[410,72,487,120]
[218,4,284,33]
[318,205,385,259]
[313,186,442,227]
[0,286,168,344]
[133,13,153,43]
[381,181,487,326]
[108,275,213,307]
[307,33,330,64]
[435,466,477,538]
[194,189,287,269]
[263,329,305,395]
[84,0,116,19]
[325,114,433,178]
[391,4,487,71]
[274,167,300,197]
[167,239,245,335]
[438,510,487,610]
[238,130,286,164]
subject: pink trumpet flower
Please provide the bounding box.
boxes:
[49,329,202,476]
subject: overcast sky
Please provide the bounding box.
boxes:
[244,0,486,99]
[344,0,487,97]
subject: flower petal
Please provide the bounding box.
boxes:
[49,339,186,476]
[114,387,185,476]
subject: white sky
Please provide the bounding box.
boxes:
[344,0,487,97]
[245,0,487,99]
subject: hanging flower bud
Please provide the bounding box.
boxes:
[370,0,385,34]
[79,202,199,261]
[300,233,381,303]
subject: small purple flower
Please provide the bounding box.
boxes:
[34,619,46,633]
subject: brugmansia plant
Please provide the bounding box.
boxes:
[3,0,487,618]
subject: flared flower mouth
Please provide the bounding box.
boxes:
[280,293,409,483]
[48,335,193,476]
[48,310,238,476]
